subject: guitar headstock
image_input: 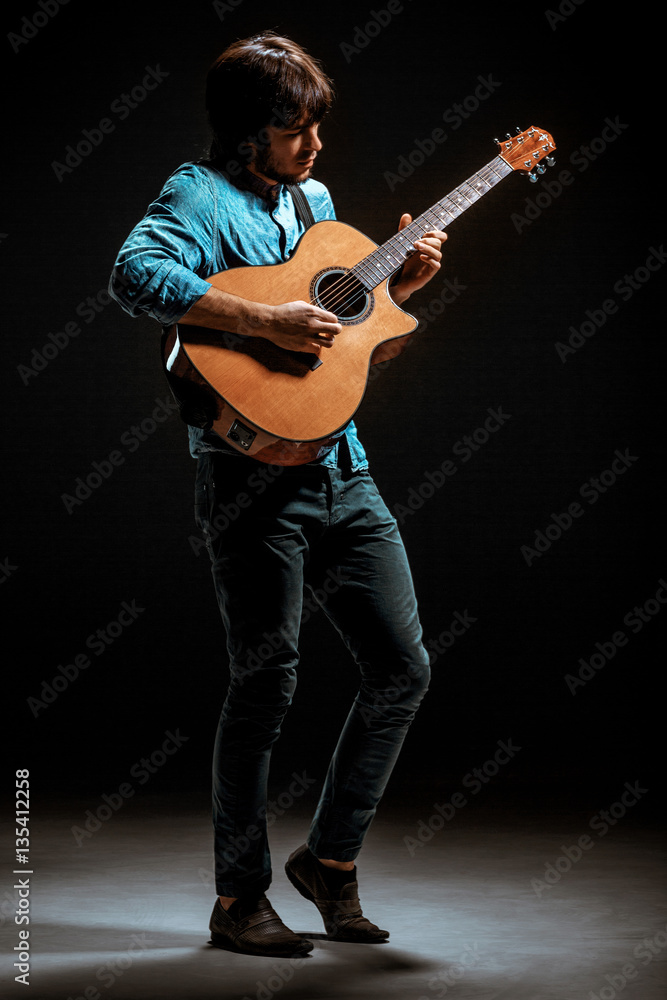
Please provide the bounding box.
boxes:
[496,126,556,181]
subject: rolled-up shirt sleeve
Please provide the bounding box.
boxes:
[109,163,216,326]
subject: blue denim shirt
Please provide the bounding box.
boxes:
[109,161,368,471]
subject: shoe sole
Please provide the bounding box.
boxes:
[210,931,313,957]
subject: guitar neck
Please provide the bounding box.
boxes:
[352,154,513,290]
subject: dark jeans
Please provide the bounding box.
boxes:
[194,450,430,898]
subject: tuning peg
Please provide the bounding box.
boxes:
[528,172,538,183]
[536,164,546,174]
[546,156,556,167]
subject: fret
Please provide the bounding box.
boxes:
[450,186,475,208]
[353,258,388,286]
[438,196,464,221]
[354,155,513,290]
[432,204,456,227]
[468,171,492,195]
[393,231,413,252]
[457,181,482,204]
[381,245,410,269]
[422,209,446,230]
[487,157,513,181]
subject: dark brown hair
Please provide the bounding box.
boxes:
[205,32,335,166]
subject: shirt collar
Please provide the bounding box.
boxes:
[236,167,281,202]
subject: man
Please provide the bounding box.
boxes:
[109,32,447,958]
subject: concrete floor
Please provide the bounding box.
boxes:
[1,793,665,1000]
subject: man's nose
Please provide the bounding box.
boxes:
[304,127,322,151]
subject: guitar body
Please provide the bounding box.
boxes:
[164,220,417,465]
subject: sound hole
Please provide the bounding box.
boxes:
[311,268,373,325]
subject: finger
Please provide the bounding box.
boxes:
[398,213,412,231]
[314,324,339,341]
[414,240,443,261]
[419,230,448,244]
[317,321,342,336]
[310,333,335,349]
[314,307,341,326]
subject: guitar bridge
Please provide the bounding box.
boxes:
[227,419,256,451]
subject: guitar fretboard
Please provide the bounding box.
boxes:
[352,154,513,290]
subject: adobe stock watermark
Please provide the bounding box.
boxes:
[404,738,522,855]
[240,611,472,739]
[419,942,481,1000]
[360,610,477,727]
[240,956,309,1000]
[188,463,284,556]
[426,610,478,663]
[2,889,19,932]
[358,654,429,729]
[65,932,153,999]
[17,282,127,386]
[384,75,502,192]
[197,771,317,889]
[8,0,70,53]
[70,729,189,846]
[511,116,628,234]
[339,0,409,63]
[51,65,170,182]
[587,924,667,1000]
[27,600,145,717]
[198,104,300,186]
[554,245,666,362]
[544,0,586,31]
[530,780,648,898]
[230,567,352,686]
[60,396,180,514]
[212,0,243,20]
[520,447,638,567]
[201,568,352,696]
[565,577,667,695]
[392,406,511,525]
[0,557,18,585]
[412,275,467,332]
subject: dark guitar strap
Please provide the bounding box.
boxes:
[161,329,215,430]
[287,184,315,230]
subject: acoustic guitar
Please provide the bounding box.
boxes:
[163,125,556,465]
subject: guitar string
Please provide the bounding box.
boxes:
[322,159,509,310]
[313,201,466,312]
[310,197,463,312]
[313,159,510,313]
[310,159,510,317]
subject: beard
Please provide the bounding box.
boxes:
[252,146,312,185]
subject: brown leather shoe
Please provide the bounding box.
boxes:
[285,844,390,943]
[209,895,313,956]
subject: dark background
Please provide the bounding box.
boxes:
[4,1,663,818]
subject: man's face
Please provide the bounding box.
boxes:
[250,120,322,185]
